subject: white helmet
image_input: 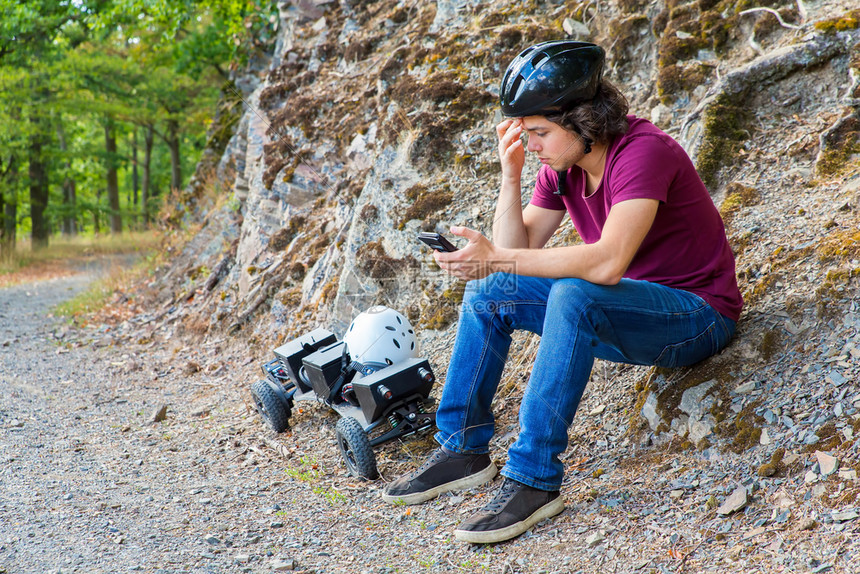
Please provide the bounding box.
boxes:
[343,306,418,369]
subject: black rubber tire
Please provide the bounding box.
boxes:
[250,380,291,433]
[336,416,378,480]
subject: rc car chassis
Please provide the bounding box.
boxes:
[250,328,437,479]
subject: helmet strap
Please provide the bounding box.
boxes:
[554,171,567,196]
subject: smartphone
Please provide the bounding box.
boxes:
[418,232,458,252]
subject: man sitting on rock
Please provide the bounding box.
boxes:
[382,41,743,544]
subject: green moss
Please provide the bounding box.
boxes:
[651,359,737,427]
[658,34,708,67]
[816,229,860,263]
[609,14,650,63]
[420,281,465,330]
[759,328,781,361]
[803,421,843,453]
[697,93,752,191]
[356,241,419,281]
[398,183,453,229]
[657,62,711,103]
[441,282,466,304]
[729,411,764,453]
[269,227,295,251]
[816,131,860,176]
[719,183,758,218]
[205,83,243,155]
[753,7,799,37]
[757,446,785,476]
[814,10,860,33]
[493,26,523,50]
[628,371,657,436]
[618,0,649,13]
[421,302,459,330]
[710,399,765,453]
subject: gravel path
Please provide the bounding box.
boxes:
[3,263,860,574]
[0,269,283,574]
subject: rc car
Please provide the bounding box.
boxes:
[250,306,437,479]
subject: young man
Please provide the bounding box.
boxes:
[382,41,742,544]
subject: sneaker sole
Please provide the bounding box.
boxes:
[453,496,565,544]
[381,463,498,505]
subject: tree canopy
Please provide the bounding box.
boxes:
[0,0,277,253]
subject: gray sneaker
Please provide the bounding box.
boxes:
[381,447,497,505]
[454,478,564,544]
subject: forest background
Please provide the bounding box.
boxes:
[0,0,279,254]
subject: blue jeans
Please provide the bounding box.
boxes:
[434,273,736,491]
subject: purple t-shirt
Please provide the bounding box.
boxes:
[530,116,743,321]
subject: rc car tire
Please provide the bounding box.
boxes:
[336,416,378,480]
[250,380,291,433]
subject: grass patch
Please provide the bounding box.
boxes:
[0,232,161,288]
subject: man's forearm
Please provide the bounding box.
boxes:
[492,178,529,248]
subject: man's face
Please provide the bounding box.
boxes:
[521,116,584,171]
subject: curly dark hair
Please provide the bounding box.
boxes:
[545,80,630,146]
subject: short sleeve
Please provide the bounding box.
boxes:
[607,134,681,206]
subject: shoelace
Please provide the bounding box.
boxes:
[481,479,523,514]
[409,448,448,478]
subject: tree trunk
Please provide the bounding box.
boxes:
[3,197,16,255]
[167,118,181,193]
[93,187,102,235]
[131,127,139,228]
[104,119,122,234]
[142,124,153,225]
[2,154,17,255]
[29,112,50,250]
[56,120,77,236]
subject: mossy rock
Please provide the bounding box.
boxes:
[814,10,860,34]
[719,182,759,226]
[697,93,753,191]
[657,62,711,103]
[398,183,453,229]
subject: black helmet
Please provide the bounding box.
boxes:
[500,41,605,117]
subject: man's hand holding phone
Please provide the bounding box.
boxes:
[417,232,458,252]
[418,227,500,281]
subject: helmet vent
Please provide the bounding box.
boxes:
[510,75,524,100]
[385,326,396,331]
[392,339,401,349]
[531,52,548,67]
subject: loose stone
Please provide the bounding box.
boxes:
[815,451,839,477]
[717,486,748,516]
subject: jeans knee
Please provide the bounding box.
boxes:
[462,272,518,313]
[546,278,595,317]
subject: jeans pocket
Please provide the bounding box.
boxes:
[654,322,719,368]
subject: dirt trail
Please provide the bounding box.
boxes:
[3,261,859,574]
[0,266,287,574]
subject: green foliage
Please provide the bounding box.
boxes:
[284,457,321,482]
[0,0,267,251]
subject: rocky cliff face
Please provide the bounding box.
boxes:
[153,0,859,460]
